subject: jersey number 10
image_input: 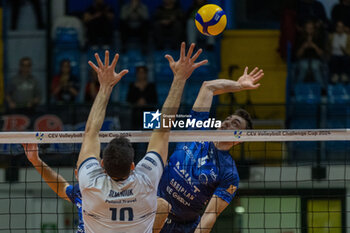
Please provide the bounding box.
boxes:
[110,207,134,221]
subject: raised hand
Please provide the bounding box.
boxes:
[237,67,264,90]
[88,51,129,89]
[165,42,208,81]
[23,144,40,164]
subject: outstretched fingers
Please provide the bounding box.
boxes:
[112,69,129,85]
[193,59,208,69]
[164,54,175,64]
[95,53,104,68]
[110,53,119,69]
[88,61,99,73]
[104,50,109,67]
[251,83,261,89]
[253,71,264,83]
[190,48,203,63]
[186,43,195,59]
[244,66,248,75]
[119,69,129,77]
[249,67,259,76]
[180,42,186,60]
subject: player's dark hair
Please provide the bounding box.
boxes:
[103,136,134,180]
[234,109,253,129]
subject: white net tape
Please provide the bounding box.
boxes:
[0,129,349,143]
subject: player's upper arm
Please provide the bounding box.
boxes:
[136,151,164,188]
[192,82,214,112]
[78,157,102,191]
[77,132,100,170]
[147,130,170,165]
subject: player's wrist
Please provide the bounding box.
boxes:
[173,75,188,83]
[99,85,113,94]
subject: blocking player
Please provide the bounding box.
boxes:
[23,143,84,233]
[23,143,169,233]
[157,67,264,233]
[77,42,208,233]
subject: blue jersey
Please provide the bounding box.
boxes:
[158,111,240,222]
[66,183,84,233]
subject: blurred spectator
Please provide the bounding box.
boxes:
[331,0,350,31]
[10,0,45,30]
[295,21,326,89]
[153,0,184,50]
[296,0,328,29]
[120,0,149,53]
[127,65,157,129]
[186,0,215,50]
[278,0,297,60]
[328,21,350,83]
[51,60,79,103]
[6,57,41,112]
[83,0,114,47]
[85,69,100,102]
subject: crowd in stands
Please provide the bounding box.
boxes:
[279,0,350,93]
[50,0,215,51]
[6,0,220,130]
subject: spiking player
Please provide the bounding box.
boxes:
[157,67,264,233]
[23,143,84,233]
[76,42,208,233]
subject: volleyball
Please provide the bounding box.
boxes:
[195,4,227,36]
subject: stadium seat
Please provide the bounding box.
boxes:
[54,27,79,48]
[325,120,350,161]
[294,83,321,104]
[327,84,350,104]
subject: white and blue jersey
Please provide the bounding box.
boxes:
[158,111,239,223]
[66,183,84,233]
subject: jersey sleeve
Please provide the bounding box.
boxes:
[65,185,76,204]
[135,151,164,188]
[213,165,240,204]
[78,157,103,191]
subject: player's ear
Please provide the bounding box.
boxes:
[101,159,104,168]
[130,162,135,171]
[74,169,78,180]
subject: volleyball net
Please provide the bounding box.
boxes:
[0,129,349,233]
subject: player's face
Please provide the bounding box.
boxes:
[220,115,247,131]
[218,115,247,148]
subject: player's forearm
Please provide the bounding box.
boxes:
[84,86,113,136]
[159,79,186,129]
[205,79,245,95]
[194,213,217,233]
[31,159,69,200]
[193,80,242,111]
